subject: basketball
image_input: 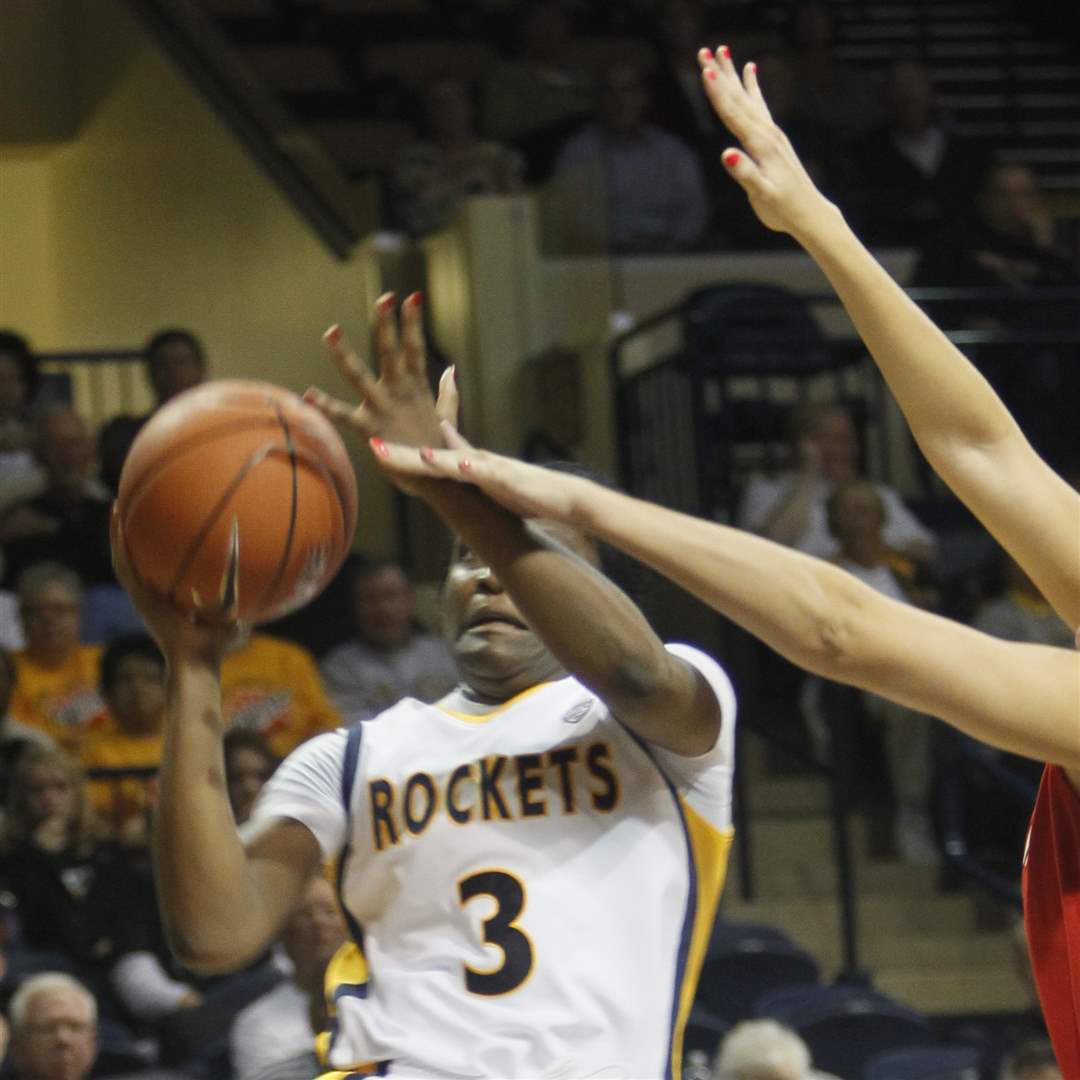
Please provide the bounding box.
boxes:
[116,379,358,625]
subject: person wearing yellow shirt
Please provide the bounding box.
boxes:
[221,632,341,758]
[80,634,165,844]
[10,563,103,754]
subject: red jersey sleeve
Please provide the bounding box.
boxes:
[1023,763,1080,1074]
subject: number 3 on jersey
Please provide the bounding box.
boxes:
[457,869,534,996]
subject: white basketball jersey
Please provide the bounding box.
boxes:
[249,643,736,1079]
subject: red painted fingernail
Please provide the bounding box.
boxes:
[459,458,472,472]
[720,44,731,59]
[409,291,423,308]
[451,364,457,385]
[370,437,389,458]
[324,325,342,346]
[377,293,395,313]
[723,150,741,168]
[749,61,757,74]
[706,69,718,81]
[701,48,713,61]
[420,447,435,462]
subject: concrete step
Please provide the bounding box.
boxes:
[729,852,940,900]
[876,965,1033,1014]
[722,891,978,940]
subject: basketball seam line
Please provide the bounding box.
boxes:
[253,403,300,615]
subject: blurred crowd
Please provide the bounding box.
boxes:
[292,0,1080,272]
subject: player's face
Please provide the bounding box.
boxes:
[442,522,600,703]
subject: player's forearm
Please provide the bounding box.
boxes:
[794,215,1019,460]
[424,485,682,711]
[154,662,274,973]
[575,485,872,682]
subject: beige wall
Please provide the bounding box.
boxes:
[0,0,400,557]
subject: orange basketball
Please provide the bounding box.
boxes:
[117,379,358,625]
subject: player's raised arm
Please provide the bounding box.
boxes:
[377,443,1080,772]
[697,46,1080,630]
[111,513,321,973]
[306,303,722,758]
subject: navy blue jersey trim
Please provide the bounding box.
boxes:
[623,729,696,1080]
[337,725,367,949]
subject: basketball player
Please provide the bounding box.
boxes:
[112,295,737,1077]
[373,47,1080,1071]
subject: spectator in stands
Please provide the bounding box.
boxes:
[98,329,207,496]
[553,60,710,253]
[229,875,347,1080]
[223,729,279,825]
[320,559,457,724]
[916,164,1079,295]
[0,747,198,1024]
[737,402,936,565]
[80,635,165,846]
[649,0,718,156]
[0,330,43,513]
[221,632,341,759]
[806,480,939,863]
[852,61,989,246]
[784,0,880,142]
[391,73,524,238]
[0,406,113,590]
[0,645,53,811]
[482,0,594,181]
[714,1019,838,1079]
[973,550,1075,649]
[10,564,104,753]
[912,163,1080,462]
[999,1040,1063,1080]
[8,971,98,1080]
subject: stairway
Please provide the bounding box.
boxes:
[722,737,1035,1014]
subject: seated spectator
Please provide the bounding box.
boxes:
[10,564,104,753]
[221,632,341,759]
[80,635,165,846]
[852,61,990,246]
[0,331,44,514]
[0,646,53,811]
[98,329,207,496]
[223,729,279,825]
[913,164,1079,461]
[229,875,347,1080]
[391,74,523,238]
[649,0,719,157]
[0,406,113,590]
[737,402,936,565]
[973,550,1075,649]
[8,971,98,1080]
[999,1040,1062,1080]
[482,0,594,180]
[784,0,880,142]
[320,560,457,724]
[714,1019,839,1079]
[0,747,196,1024]
[916,164,1079,296]
[553,60,710,253]
[802,480,939,863]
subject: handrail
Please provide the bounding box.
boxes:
[610,285,1080,377]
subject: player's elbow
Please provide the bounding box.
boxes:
[797,581,870,682]
[166,923,263,977]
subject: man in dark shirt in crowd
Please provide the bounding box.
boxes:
[0,406,113,589]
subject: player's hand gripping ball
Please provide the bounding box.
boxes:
[116,380,358,624]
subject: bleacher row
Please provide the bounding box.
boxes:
[194,0,1080,191]
[694,919,1018,1079]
